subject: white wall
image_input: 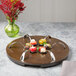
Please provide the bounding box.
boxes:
[55,0,76,22]
[0,0,76,22]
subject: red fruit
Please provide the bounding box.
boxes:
[29,46,37,53]
[39,47,46,53]
[39,47,42,52]
[30,39,37,45]
[30,41,37,45]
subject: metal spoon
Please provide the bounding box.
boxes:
[44,35,51,39]
[49,51,56,63]
[24,34,31,41]
[20,50,28,62]
[8,41,28,62]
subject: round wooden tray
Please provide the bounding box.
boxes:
[6,35,69,68]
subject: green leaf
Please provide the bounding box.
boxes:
[43,42,47,45]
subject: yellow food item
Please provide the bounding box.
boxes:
[39,40,43,44]
[25,43,32,47]
[44,44,51,48]
[42,39,46,42]
[39,39,46,45]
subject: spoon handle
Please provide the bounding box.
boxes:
[20,50,28,62]
[24,34,31,41]
[49,51,56,63]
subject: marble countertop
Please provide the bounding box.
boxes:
[0,22,76,76]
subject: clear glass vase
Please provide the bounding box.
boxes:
[5,20,19,37]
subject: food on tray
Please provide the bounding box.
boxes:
[39,47,47,53]
[37,47,39,51]
[44,43,51,50]
[29,46,37,53]
[39,39,46,45]
[25,35,51,53]
[30,39,37,45]
[25,43,32,49]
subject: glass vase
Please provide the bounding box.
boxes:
[5,20,19,37]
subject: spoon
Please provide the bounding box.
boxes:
[49,51,56,63]
[20,50,28,62]
[24,34,31,41]
[8,41,28,62]
[44,35,51,39]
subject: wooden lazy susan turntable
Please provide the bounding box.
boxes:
[6,34,69,68]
